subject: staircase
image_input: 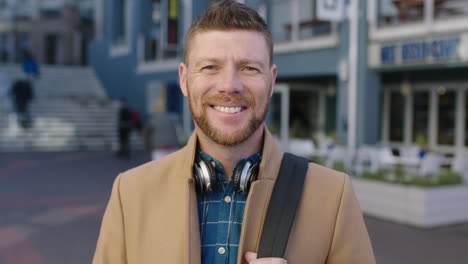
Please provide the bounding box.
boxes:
[0,64,144,152]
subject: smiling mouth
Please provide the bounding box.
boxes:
[212,106,246,113]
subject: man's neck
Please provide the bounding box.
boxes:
[196,125,264,182]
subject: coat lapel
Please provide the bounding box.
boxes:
[180,132,201,264]
[237,127,284,264]
[187,178,201,264]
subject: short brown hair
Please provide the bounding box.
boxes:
[184,0,273,65]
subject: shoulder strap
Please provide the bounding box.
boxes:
[257,152,309,258]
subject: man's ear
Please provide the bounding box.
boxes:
[179,62,188,97]
[269,64,278,97]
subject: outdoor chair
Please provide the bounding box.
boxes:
[326,145,352,170]
[419,152,442,177]
[287,138,316,158]
[354,145,381,175]
[451,152,468,184]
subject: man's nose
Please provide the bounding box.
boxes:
[217,66,242,94]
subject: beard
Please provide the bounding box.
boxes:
[187,85,270,146]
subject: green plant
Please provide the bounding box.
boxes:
[358,167,463,188]
[437,170,463,186]
[290,119,308,138]
[308,155,325,165]
[361,170,386,181]
[415,133,427,149]
[327,131,337,142]
[332,161,348,173]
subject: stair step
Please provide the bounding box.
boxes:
[0,64,145,152]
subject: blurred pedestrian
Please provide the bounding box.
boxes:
[117,99,132,158]
[144,102,181,160]
[10,75,34,129]
[21,50,40,80]
[131,109,143,134]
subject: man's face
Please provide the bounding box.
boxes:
[179,30,277,146]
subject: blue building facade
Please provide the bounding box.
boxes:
[89,0,468,155]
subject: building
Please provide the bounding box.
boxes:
[89,0,468,155]
[0,0,93,65]
[367,0,468,155]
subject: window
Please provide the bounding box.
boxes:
[298,0,331,39]
[389,91,404,142]
[434,0,468,20]
[412,91,429,144]
[113,0,126,44]
[465,90,468,146]
[267,92,283,136]
[142,0,180,61]
[289,89,320,138]
[45,34,59,64]
[437,89,455,145]
[270,0,331,43]
[270,0,293,42]
[378,0,425,26]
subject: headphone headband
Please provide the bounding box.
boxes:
[193,153,260,194]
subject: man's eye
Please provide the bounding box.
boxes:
[243,66,258,72]
[202,65,216,70]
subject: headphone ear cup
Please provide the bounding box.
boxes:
[194,160,217,193]
[233,160,259,193]
[243,162,259,193]
[233,160,247,192]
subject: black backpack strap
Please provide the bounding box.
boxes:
[257,152,309,258]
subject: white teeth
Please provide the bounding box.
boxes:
[213,106,243,113]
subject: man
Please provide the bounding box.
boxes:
[10,76,34,128]
[93,1,375,264]
[117,99,132,158]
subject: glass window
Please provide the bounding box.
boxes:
[434,0,468,20]
[437,89,455,145]
[266,93,282,136]
[378,0,425,26]
[113,0,126,44]
[412,91,429,145]
[0,34,9,63]
[465,91,468,146]
[298,0,331,39]
[270,0,292,42]
[165,0,179,58]
[325,92,337,135]
[142,0,180,61]
[289,89,319,139]
[389,91,404,142]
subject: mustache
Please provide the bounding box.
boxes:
[202,94,254,107]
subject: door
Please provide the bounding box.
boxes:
[266,83,290,151]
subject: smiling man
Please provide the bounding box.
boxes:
[93,1,375,264]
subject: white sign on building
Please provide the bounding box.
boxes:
[316,0,344,22]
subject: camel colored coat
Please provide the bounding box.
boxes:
[93,127,375,264]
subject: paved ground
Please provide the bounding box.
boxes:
[0,151,467,264]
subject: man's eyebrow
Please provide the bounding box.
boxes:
[239,59,265,69]
[193,58,266,69]
[194,58,221,68]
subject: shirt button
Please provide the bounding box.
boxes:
[218,247,226,255]
[224,196,232,203]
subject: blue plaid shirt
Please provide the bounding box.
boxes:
[196,151,261,264]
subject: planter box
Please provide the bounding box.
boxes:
[351,178,468,228]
